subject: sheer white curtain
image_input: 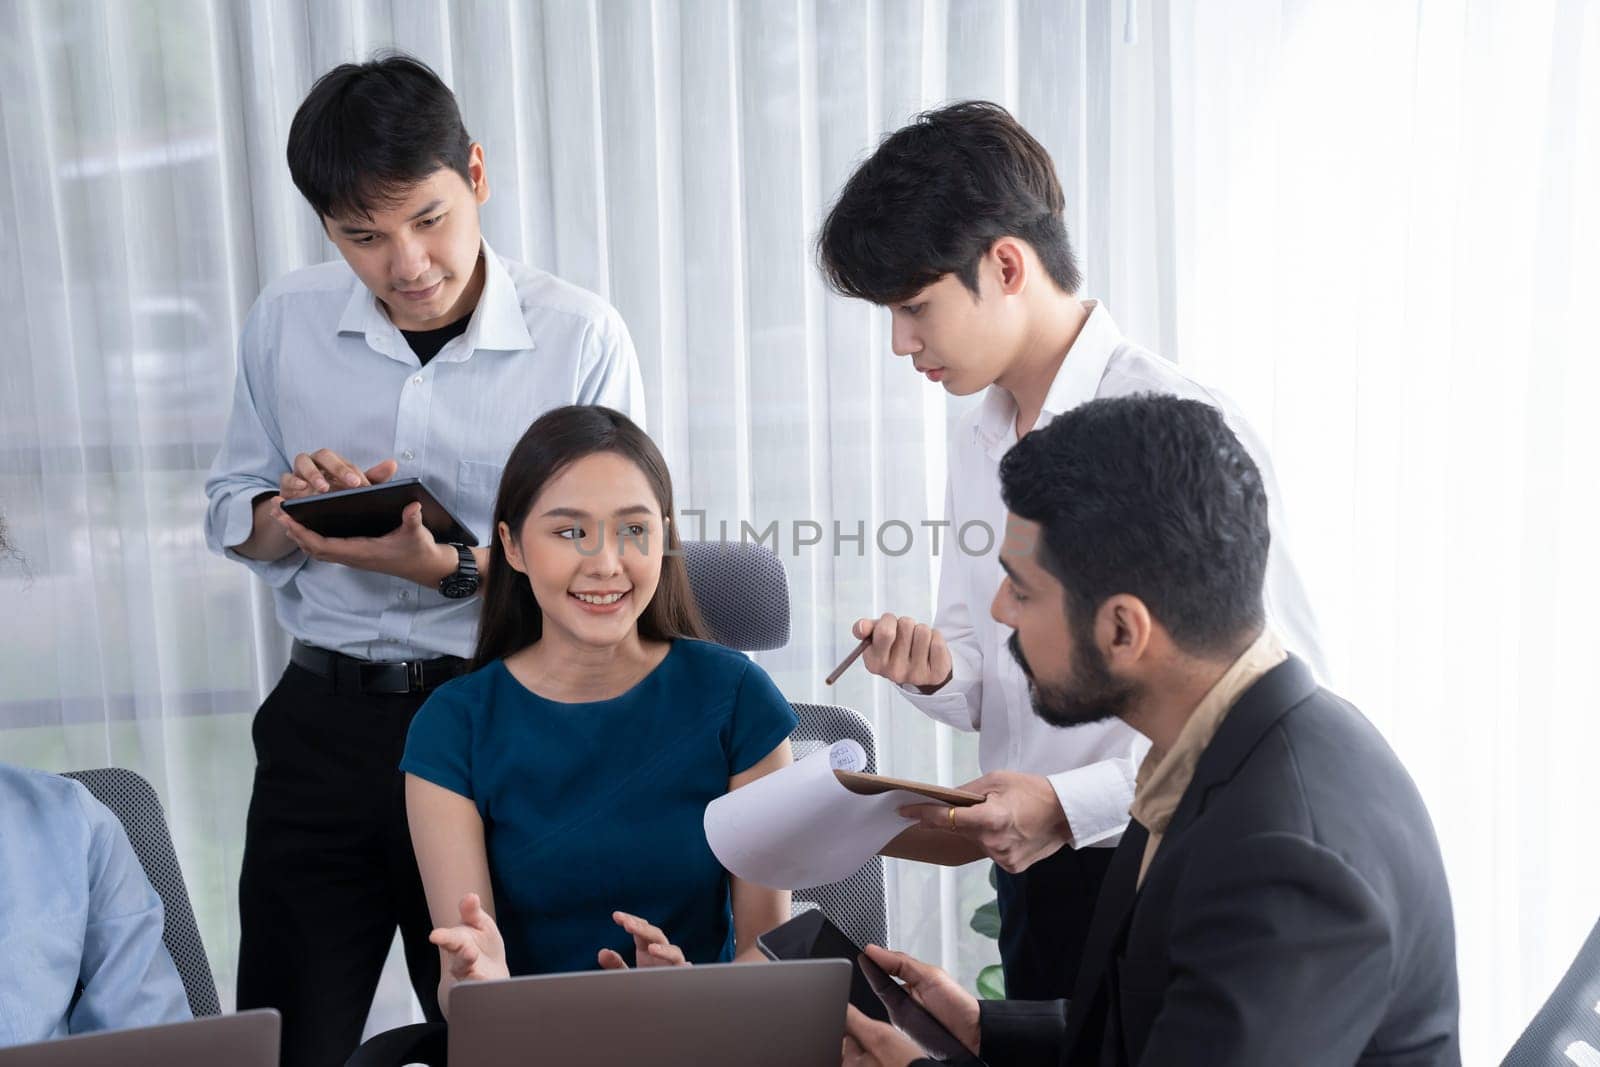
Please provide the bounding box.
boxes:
[1163,0,1600,1059]
[5,0,1590,1060]
[0,0,1156,1029]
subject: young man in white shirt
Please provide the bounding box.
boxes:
[817,101,1323,1000]
[204,54,643,1067]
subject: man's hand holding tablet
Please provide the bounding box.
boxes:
[759,911,979,1064]
[266,447,472,587]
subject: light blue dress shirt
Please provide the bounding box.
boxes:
[204,239,646,660]
[0,763,191,1047]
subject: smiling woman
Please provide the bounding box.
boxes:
[397,405,798,1016]
[470,406,705,671]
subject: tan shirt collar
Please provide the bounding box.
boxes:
[1130,628,1288,885]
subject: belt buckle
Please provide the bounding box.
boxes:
[407,660,426,691]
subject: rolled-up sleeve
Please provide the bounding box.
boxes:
[203,295,305,588]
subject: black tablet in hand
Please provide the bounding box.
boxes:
[858,946,975,1062]
[280,477,479,545]
[758,910,891,1023]
[757,910,972,1060]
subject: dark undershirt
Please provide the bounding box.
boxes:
[401,313,472,366]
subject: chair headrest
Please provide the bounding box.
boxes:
[680,540,790,652]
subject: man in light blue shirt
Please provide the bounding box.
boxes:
[0,762,191,1047]
[202,54,644,1067]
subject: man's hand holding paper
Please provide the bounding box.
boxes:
[900,769,1074,874]
[703,740,985,889]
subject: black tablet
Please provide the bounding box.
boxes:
[757,910,890,1023]
[858,947,974,1061]
[280,477,479,545]
[755,910,974,1060]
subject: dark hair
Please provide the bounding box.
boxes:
[472,406,708,669]
[999,394,1269,658]
[817,100,1082,305]
[286,52,473,221]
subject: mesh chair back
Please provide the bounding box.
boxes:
[1502,916,1600,1065]
[677,544,886,947]
[681,540,790,651]
[789,703,889,951]
[61,767,221,1018]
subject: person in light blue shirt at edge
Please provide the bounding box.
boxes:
[0,762,191,1047]
[401,406,796,1012]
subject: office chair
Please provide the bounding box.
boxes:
[60,767,221,1018]
[680,538,791,651]
[679,539,887,944]
[788,702,890,949]
[1501,914,1600,1065]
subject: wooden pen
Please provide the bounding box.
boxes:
[825,636,872,686]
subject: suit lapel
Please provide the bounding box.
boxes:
[1057,657,1318,1063]
[1061,820,1147,1058]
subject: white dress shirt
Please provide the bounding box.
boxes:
[204,239,645,661]
[899,301,1325,848]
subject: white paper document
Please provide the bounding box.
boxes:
[704,739,931,889]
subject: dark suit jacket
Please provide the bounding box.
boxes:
[946,656,1460,1067]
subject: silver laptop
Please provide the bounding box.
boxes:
[449,959,851,1066]
[0,1009,279,1067]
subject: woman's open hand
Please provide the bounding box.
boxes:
[430,892,510,986]
[597,910,690,969]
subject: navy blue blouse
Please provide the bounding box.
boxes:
[401,639,796,975]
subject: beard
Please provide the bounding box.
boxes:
[1007,629,1135,729]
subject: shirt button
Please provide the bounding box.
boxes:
[401,449,414,461]
[412,375,423,385]
[399,590,410,601]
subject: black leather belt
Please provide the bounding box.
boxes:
[289,641,467,695]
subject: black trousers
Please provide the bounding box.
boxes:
[236,664,443,1067]
[994,843,1117,1001]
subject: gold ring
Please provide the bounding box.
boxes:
[947,806,958,832]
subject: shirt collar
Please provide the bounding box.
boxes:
[334,237,534,362]
[971,299,1124,454]
[335,268,388,342]
[1129,627,1289,837]
[470,239,536,352]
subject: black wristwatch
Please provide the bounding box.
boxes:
[438,543,480,599]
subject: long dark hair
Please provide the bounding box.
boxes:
[471,405,707,669]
